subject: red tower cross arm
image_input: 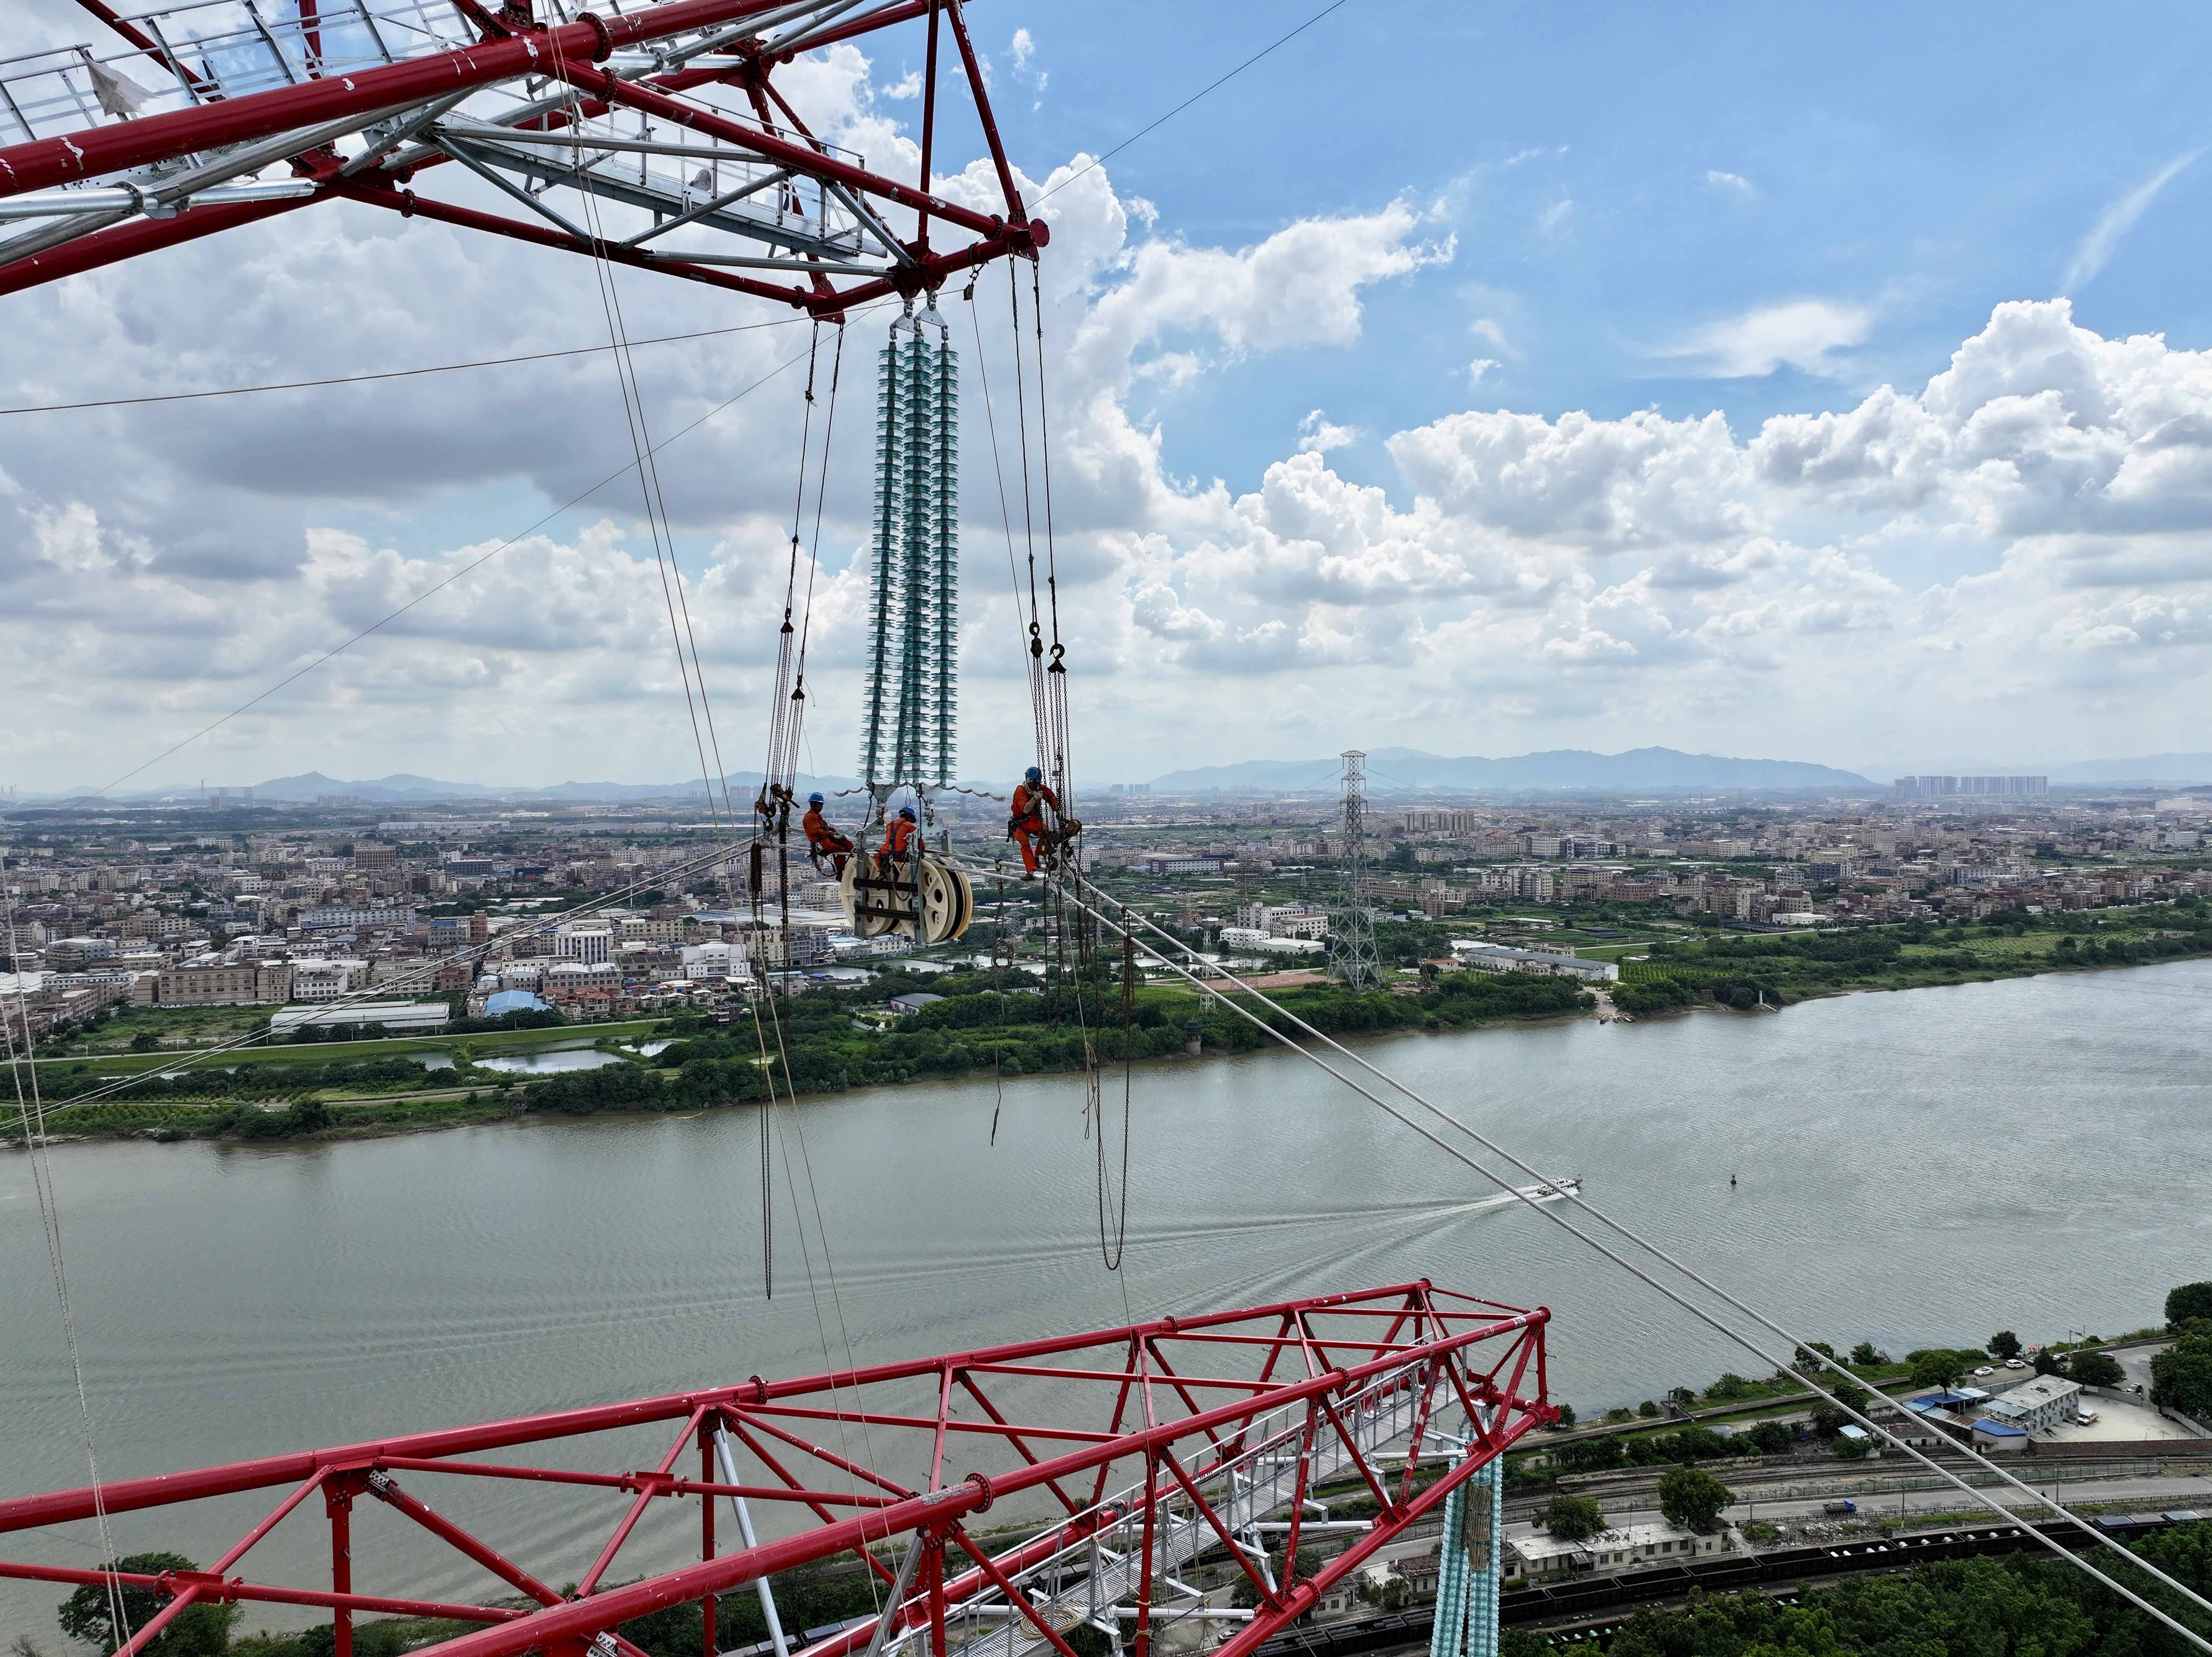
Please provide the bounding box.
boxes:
[0,1283,1553,1657]
[0,0,1044,303]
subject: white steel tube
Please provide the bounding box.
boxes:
[714,1428,793,1657]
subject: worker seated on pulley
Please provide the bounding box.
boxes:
[880,804,919,865]
[1009,765,1077,876]
[801,792,853,875]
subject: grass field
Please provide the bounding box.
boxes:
[36,1017,667,1078]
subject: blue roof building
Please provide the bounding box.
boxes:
[483,989,550,1017]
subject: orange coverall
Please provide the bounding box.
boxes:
[801,806,853,874]
[880,815,917,861]
[1009,779,1061,874]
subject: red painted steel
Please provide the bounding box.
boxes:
[0,1283,1552,1655]
[0,0,1040,305]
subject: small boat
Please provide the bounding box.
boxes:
[1461,1176,1584,1216]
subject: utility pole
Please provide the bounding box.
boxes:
[1329,750,1380,991]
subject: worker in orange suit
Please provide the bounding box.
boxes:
[801,792,853,875]
[1008,766,1061,875]
[880,805,919,862]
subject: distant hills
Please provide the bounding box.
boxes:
[32,769,866,807]
[1146,747,1874,796]
[2046,754,2212,786]
[23,748,2207,809]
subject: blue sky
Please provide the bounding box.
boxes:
[990,1,2212,484]
[3,0,2212,790]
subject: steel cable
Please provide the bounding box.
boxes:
[1052,874,2212,1646]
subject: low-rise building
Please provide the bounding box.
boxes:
[1982,1375,2083,1434]
[269,1001,449,1037]
[134,962,294,1006]
[290,958,368,999]
[1450,940,1619,983]
[1970,1418,2031,1453]
[1506,1522,1734,1582]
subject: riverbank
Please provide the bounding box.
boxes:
[5,967,1593,1146]
[7,959,2205,1639]
[14,907,2211,1149]
[1608,901,2212,1015]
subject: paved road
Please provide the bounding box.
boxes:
[1520,1473,2212,1541]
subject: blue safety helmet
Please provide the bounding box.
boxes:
[899,806,917,821]
[1025,766,1042,782]
[808,792,824,805]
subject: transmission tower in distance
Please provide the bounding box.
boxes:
[1329,749,1381,991]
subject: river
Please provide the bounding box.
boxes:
[2,960,2207,1635]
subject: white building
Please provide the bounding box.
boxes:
[1451,940,1619,983]
[289,958,368,999]
[1507,1522,1735,1582]
[1982,1374,2083,1433]
[270,1001,448,1037]
[681,942,751,981]
[555,927,613,965]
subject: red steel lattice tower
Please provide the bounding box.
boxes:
[0,1283,1553,1657]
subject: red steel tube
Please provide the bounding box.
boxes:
[0,1284,1500,1532]
[405,1309,1547,1657]
[0,195,320,294]
[556,67,1009,242]
[1208,1408,1546,1657]
[0,0,802,197]
[372,1478,563,1608]
[0,1560,522,1622]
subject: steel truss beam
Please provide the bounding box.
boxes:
[0,1283,1552,1657]
[0,0,1043,307]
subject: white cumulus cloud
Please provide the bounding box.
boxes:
[1664,299,1872,379]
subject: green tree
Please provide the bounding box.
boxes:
[2168,1282,2212,1328]
[1808,1383,1870,1440]
[1555,1435,1625,1474]
[1743,1420,1796,1456]
[2152,1331,2212,1420]
[1656,1464,1734,1533]
[129,1031,160,1052]
[1793,1342,1837,1373]
[1541,1494,1607,1541]
[2067,1350,2124,1389]
[57,1554,238,1655]
[1988,1330,2022,1361]
[287,1097,331,1135]
[1848,1342,1886,1367]
[1910,1349,1967,1391]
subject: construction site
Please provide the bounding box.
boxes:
[4,3,2212,1656]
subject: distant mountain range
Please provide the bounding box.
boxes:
[29,769,868,807]
[1146,747,1875,795]
[2046,754,2212,786]
[22,748,2208,808]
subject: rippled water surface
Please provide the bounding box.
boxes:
[3,960,2207,1633]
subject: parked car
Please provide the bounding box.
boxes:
[2003,1358,2026,1370]
[1973,1366,1995,1377]
[2076,1411,2100,1426]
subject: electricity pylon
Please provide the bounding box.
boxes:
[1329,749,1381,990]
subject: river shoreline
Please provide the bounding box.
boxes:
[12,941,2209,1151]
